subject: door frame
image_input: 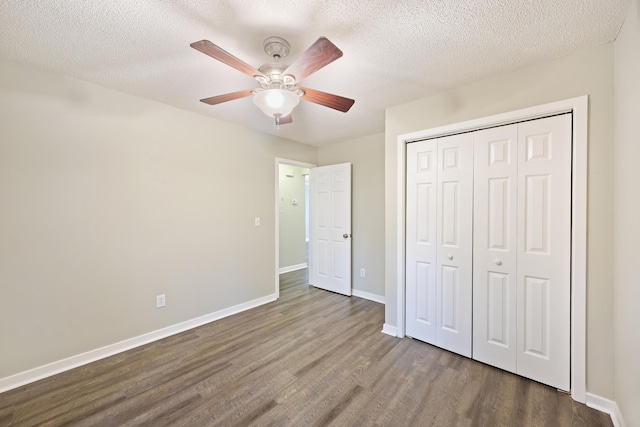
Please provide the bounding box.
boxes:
[394,96,588,402]
[275,158,316,299]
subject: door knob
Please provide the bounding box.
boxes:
[343,233,350,239]
[447,254,453,260]
[495,259,503,266]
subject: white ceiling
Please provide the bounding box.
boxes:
[0,0,630,146]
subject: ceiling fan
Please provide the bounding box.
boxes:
[190,36,355,126]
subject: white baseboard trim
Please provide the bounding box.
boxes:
[381,323,397,337]
[279,263,307,274]
[352,289,385,304]
[0,293,277,394]
[586,393,627,427]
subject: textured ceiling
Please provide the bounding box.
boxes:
[0,0,630,146]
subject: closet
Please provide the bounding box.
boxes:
[405,114,572,391]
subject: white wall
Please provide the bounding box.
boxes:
[614,0,640,424]
[0,58,317,379]
[279,165,309,269]
[385,44,615,398]
[318,133,385,299]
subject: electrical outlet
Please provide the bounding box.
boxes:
[156,294,166,308]
[255,217,261,226]
[360,268,366,278]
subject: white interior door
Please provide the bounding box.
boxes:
[406,140,438,344]
[405,134,473,357]
[516,114,571,391]
[473,124,519,372]
[309,163,352,296]
[435,133,474,357]
[473,115,571,391]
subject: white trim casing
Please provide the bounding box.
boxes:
[586,393,627,427]
[279,263,308,274]
[571,98,588,403]
[394,96,588,402]
[0,293,277,394]
[352,289,385,304]
[274,158,316,299]
[381,323,397,337]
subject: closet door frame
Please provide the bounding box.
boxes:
[394,96,588,403]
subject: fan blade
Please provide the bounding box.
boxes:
[191,40,266,79]
[298,87,355,112]
[200,89,254,105]
[283,37,343,82]
[275,114,293,126]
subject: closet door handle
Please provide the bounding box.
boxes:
[495,259,503,266]
[447,254,453,260]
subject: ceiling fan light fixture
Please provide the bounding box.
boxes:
[191,37,355,124]
[253,89,300,118]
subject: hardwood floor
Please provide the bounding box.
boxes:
[0,270,612,426]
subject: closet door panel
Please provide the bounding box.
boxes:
[516,114,571,391]
[436,133,473,357]
[405,140,438,344]
[473,125,518,372]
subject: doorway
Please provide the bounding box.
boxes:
[275,158,315,298]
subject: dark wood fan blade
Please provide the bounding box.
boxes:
[276,114,293,126]
[283,37,343,82]
[191,40,266,79]
[298,87,355,112]
[200,89,254,105]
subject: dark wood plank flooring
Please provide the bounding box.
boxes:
[0,270,612,426]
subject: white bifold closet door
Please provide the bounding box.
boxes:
[406,133,473,357]
[473,114,572,391]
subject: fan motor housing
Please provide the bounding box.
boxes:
[258,64,296,89]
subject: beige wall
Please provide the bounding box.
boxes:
[0,58,317,379]
[385,44,615,398]
[614,0,640,424]
[279,165,309,269]
[318,133,385,298]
